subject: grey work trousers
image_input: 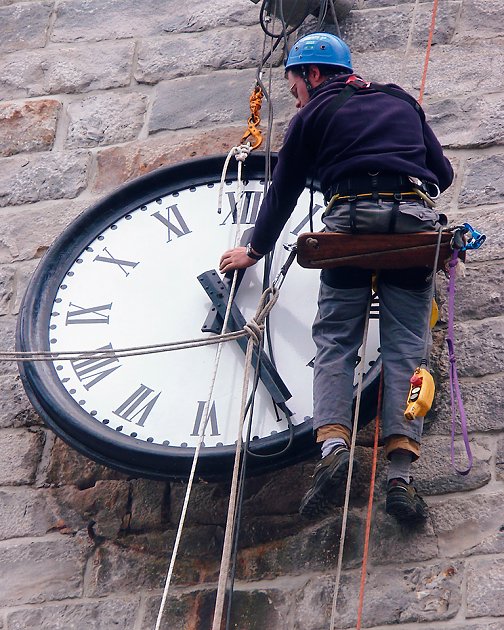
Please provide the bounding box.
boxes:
[312,199,443,446]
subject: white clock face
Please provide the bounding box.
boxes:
[47,179,380,450]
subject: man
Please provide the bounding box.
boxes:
[219,32,453,522]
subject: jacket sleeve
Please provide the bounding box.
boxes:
[423,121,454,193]
[250,115,311,254]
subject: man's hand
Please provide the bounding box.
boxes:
[219,246,258,273]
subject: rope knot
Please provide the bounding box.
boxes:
[243,319,263,346]
[233,144,251,163]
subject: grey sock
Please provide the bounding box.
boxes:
[387,451,413,484]
[321,437,347,459]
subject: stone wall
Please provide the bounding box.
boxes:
[1,0,503,628]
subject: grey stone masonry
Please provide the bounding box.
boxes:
[1,1,504,629]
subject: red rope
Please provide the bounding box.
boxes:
[418,0,439,105]
[356,369,383,629]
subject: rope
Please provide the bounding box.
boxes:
[418,0,439,105]
[329,293,373,630]
[155,150,252,630]
[356,369,383,629]
[211,289,278,630]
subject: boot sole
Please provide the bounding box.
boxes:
[386,494,428,522]
[299,452,353,518]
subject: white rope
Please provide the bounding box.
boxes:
[155,147,250,630]
[329,294,373,630]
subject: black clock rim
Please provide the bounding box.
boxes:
[16,153,380,481]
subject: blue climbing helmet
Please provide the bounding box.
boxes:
[285,33,353,73]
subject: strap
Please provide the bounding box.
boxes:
[319,75,426,127]
[447,249,473,475]
[388,198,400,233]
[349,197,358,233]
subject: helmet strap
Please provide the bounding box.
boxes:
[301,65,314,94]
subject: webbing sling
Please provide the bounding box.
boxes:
[321,75,426,123]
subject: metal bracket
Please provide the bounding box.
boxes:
[198,270,292,407]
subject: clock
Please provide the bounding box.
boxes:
[16,154,381,480]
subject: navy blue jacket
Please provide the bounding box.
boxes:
[250,74,454,255]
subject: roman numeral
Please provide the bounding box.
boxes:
[94,247,139,277]
[219,191,263,226]
[65,302,112,325]
[113,384,161,427]
[289,204,324,236]
[191,400,220,437]
[70,343,121,390]
[151,204,192,242]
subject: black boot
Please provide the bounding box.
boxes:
[386,478,428,522]
[299,446,352,518]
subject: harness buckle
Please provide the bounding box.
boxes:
[345,75,371,89]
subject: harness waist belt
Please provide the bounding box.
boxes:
[325,173,419,201]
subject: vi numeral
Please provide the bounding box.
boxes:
[191,400,220,437]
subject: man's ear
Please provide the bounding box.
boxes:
[309,65,322,82]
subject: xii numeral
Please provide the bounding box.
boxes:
[192,400,220,437]
[219,191,263,226]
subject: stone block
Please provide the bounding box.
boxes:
[0,99,60,157]
[235,510,365,581]
[295,561,462,628]
[448,205,504,263]
[0,264,15,315]
[467,557,504,618]
[6,598,139,630]
[0,374,42,428]
[450,317,504,377]
[430,493,504,558]
[85,528,222,596]
[0,151,89,207]
[51,0,257,43]
[427,93,504,149]
[129,477,168,531]
[0,487,56,541]
[428,373,504,437]
[459,154,504,207]
[435,261,504,322]
[455,0,504,42]
[51,479,131,539]
[93,126,247,193]
[342,6,413,52]
[0,535,89,606]
[0,198,93,264]
[496,435,504,481]
[66,92,147,148]
[44,437,128,488]
[0,1,52,54]
[0,315,17,376]
[136,26,269,84]
[12,258,39,314]
[401,42,504,100]
[0,41,134,100]
[412,435,491,495]
[149,69,257,133]
[0,427,45,485]
[142,591,217,630]
[369,501,439,566]
[344,2,459,53]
